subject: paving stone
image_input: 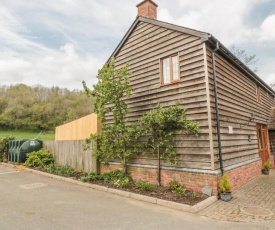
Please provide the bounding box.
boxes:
[198,169,275,223]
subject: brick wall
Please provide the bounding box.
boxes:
[100,159,262,196]
[225,159,262,190]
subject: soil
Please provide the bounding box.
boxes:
[89,180,208,206]
[33,167,208,206]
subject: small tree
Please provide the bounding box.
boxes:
[83,58,134,173]
[138,103,199,185]
[219,173,232,193]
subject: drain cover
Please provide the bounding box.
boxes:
[240,206,273,216]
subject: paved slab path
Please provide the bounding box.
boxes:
[199,169,275,222]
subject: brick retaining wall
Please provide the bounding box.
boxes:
[100,159,262,196]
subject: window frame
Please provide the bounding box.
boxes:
[160,54,180,86]
[256,85,261,103]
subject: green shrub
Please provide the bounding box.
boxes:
[219,173,231,193]
[114,177,131,188]
[80,173,100,182]
[100,170,132,187]
[25,149,54,168]
[81,169,132,187]
[168,180,186,196]
[135,181,155,191]
[0,136,15,162]
[264,159,271,170]
[46,164,76,177]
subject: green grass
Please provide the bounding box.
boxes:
[0,130,55,141]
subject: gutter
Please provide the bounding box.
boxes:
[211,42,224,174]
[207,35,275,96]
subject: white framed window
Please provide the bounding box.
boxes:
[160,54,180,85]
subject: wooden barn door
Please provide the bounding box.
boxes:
[257,124,269,167]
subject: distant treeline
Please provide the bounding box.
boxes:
[0,84,94,131]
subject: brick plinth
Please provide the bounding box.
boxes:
[100,159,262,196]
[224,159,262,191]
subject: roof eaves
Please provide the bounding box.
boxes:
[107,16,210,63]
[138,17,209,39]
[107,17,140,63]
[207,35,275,96]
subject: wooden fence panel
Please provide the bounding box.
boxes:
[43,140,98,173]
[55,113,100,141]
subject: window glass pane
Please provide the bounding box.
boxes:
[172,56,179,80]
[162,58,170,84]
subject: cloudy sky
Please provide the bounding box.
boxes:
[0,0,274,90]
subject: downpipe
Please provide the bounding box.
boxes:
[211,42,224,174]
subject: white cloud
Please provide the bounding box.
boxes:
[257,14,275,42]
[0,0,274,89]
[266,73,275,84]
[0,43,103,90]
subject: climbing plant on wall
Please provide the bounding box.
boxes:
[83,58,136,173]
[138,103,199,185]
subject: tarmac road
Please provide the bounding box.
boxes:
[0,164,272,230]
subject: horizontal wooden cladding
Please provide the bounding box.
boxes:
[115,37,203,69]
[121,22,159,46]
[214,139,258,148]
[110,22,211,170]
[213,77,272,115]
[117,30,187,60]
[130,70,206,93]
[216,127,258,135]
[206,44,275,168]
[209,93,272,122]
[128,158,212,170]
[129,93,207,110]
[269,131,275,154]
[214,154,258,169]
[214,150,257,163]
[132,76,206,95]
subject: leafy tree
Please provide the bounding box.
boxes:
[83,58,134,173]
[0,84,94,131]
[138,103,199,185]
[230,45,258,72]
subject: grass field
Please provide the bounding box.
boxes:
[0,130,55,141]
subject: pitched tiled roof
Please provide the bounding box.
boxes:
[269,107,275,129]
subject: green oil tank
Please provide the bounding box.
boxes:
[17,139,43,163]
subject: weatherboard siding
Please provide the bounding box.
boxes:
[205,46,275,169]
[107,21,212,170]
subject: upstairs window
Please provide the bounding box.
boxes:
[256,85,261,103]
[160,55,179,85]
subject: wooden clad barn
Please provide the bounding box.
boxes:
[102,0,275,195]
